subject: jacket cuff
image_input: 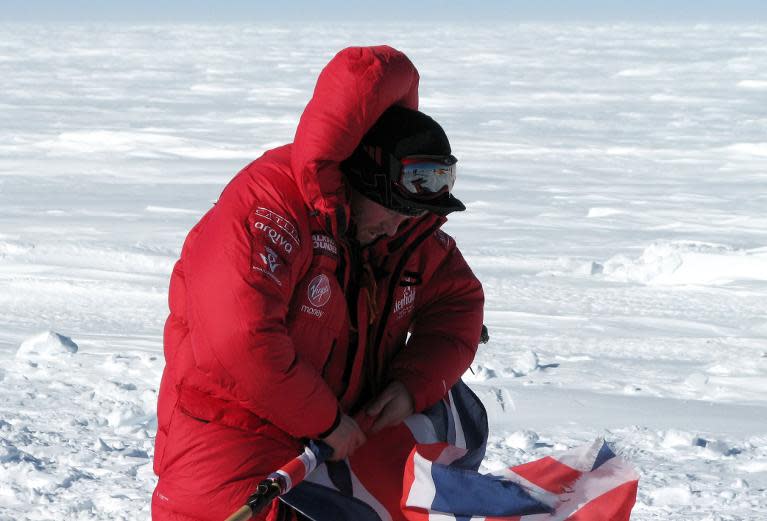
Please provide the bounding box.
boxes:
[317,407,342,439]
[389,370,447,414]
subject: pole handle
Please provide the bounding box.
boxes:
[223,505,253,521]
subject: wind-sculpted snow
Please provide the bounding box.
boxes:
[16,330,78,358]
[1,22,766,520]
[601,241,767,286]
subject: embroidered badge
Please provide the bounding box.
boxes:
[393,285,416,320]
[312,233,338,260]
[259,246,280,273]
[252,245,283,286]
[251,207,300,257]
[307,274,331,307]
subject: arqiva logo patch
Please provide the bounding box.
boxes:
[307,274,331,307]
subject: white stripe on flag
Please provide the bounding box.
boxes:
[554,438,604,472]
[405,450,437,510]
[494,468,559,510]
[518,455,638,521]
[446,389,466,450]
[559,454,638,520]
[426,513,488,520]
[275,469,293,492]
[404,413,440,444]
[300,446,318,474]
[299,459,393,521]
[428,513,467,521]
[434,444,468,466]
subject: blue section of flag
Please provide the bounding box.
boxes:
[326,460,354,496]
[282,482,381,521]
[429,464,551,517]
[423,398,449,441]
[308,440,334,462]
[448,381,488,470]
[592,441,616,471]
[282,381,637,521]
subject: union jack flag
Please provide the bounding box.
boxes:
[281,381,638,521]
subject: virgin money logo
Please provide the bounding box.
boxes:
[307,274,331,307]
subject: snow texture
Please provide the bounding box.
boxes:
[16,330,78,357]
[1,22,767,520]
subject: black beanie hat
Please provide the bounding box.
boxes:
[341,106,465,216]
[364,105,451,159]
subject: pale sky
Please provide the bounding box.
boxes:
[2,0,766,23]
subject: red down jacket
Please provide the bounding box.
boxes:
[152,46,484,521]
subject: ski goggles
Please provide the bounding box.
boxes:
[386,153,464,216]
[342,146,465,217]
[394,154,458,201]
[387,154,464,216]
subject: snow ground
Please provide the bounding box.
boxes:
[1,22,766,520]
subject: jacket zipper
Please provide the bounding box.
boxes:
[369,222,441,388]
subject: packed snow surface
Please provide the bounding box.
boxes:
[1,22,766,520]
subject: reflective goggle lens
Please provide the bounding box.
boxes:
[398,155,457,198]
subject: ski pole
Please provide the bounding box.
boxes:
[224,440,333,521]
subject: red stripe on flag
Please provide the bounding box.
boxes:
[350,422,419,520]
[403,505,433,521]
[401,448,432,521]
[281,455,308,487]
[402,444,417,507]
[564,480,638,521]
[415,442,452,462]
[510,456,582,494]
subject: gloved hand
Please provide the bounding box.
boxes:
[322,413,366,461]
[364,380,415,434]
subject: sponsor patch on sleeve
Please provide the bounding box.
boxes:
[252,244,284,286]
[251,207,300,256]
[248,207,301,287]
[311,233,338,260]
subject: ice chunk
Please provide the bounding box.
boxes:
[650,484,692,506]
[464,364,497,382]
[661,429,697,448]
[737,80,767,89]
[505,430,540,450]
[16,331,78,359]
[685,372,709,391]
[602,241,767,286]
[507,350,540,376]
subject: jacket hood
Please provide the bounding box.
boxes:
[291,46,420,234]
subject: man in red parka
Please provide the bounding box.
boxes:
[152,45,484,521]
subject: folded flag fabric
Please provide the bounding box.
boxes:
[281,380,638,521]
[403,438,639,521]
